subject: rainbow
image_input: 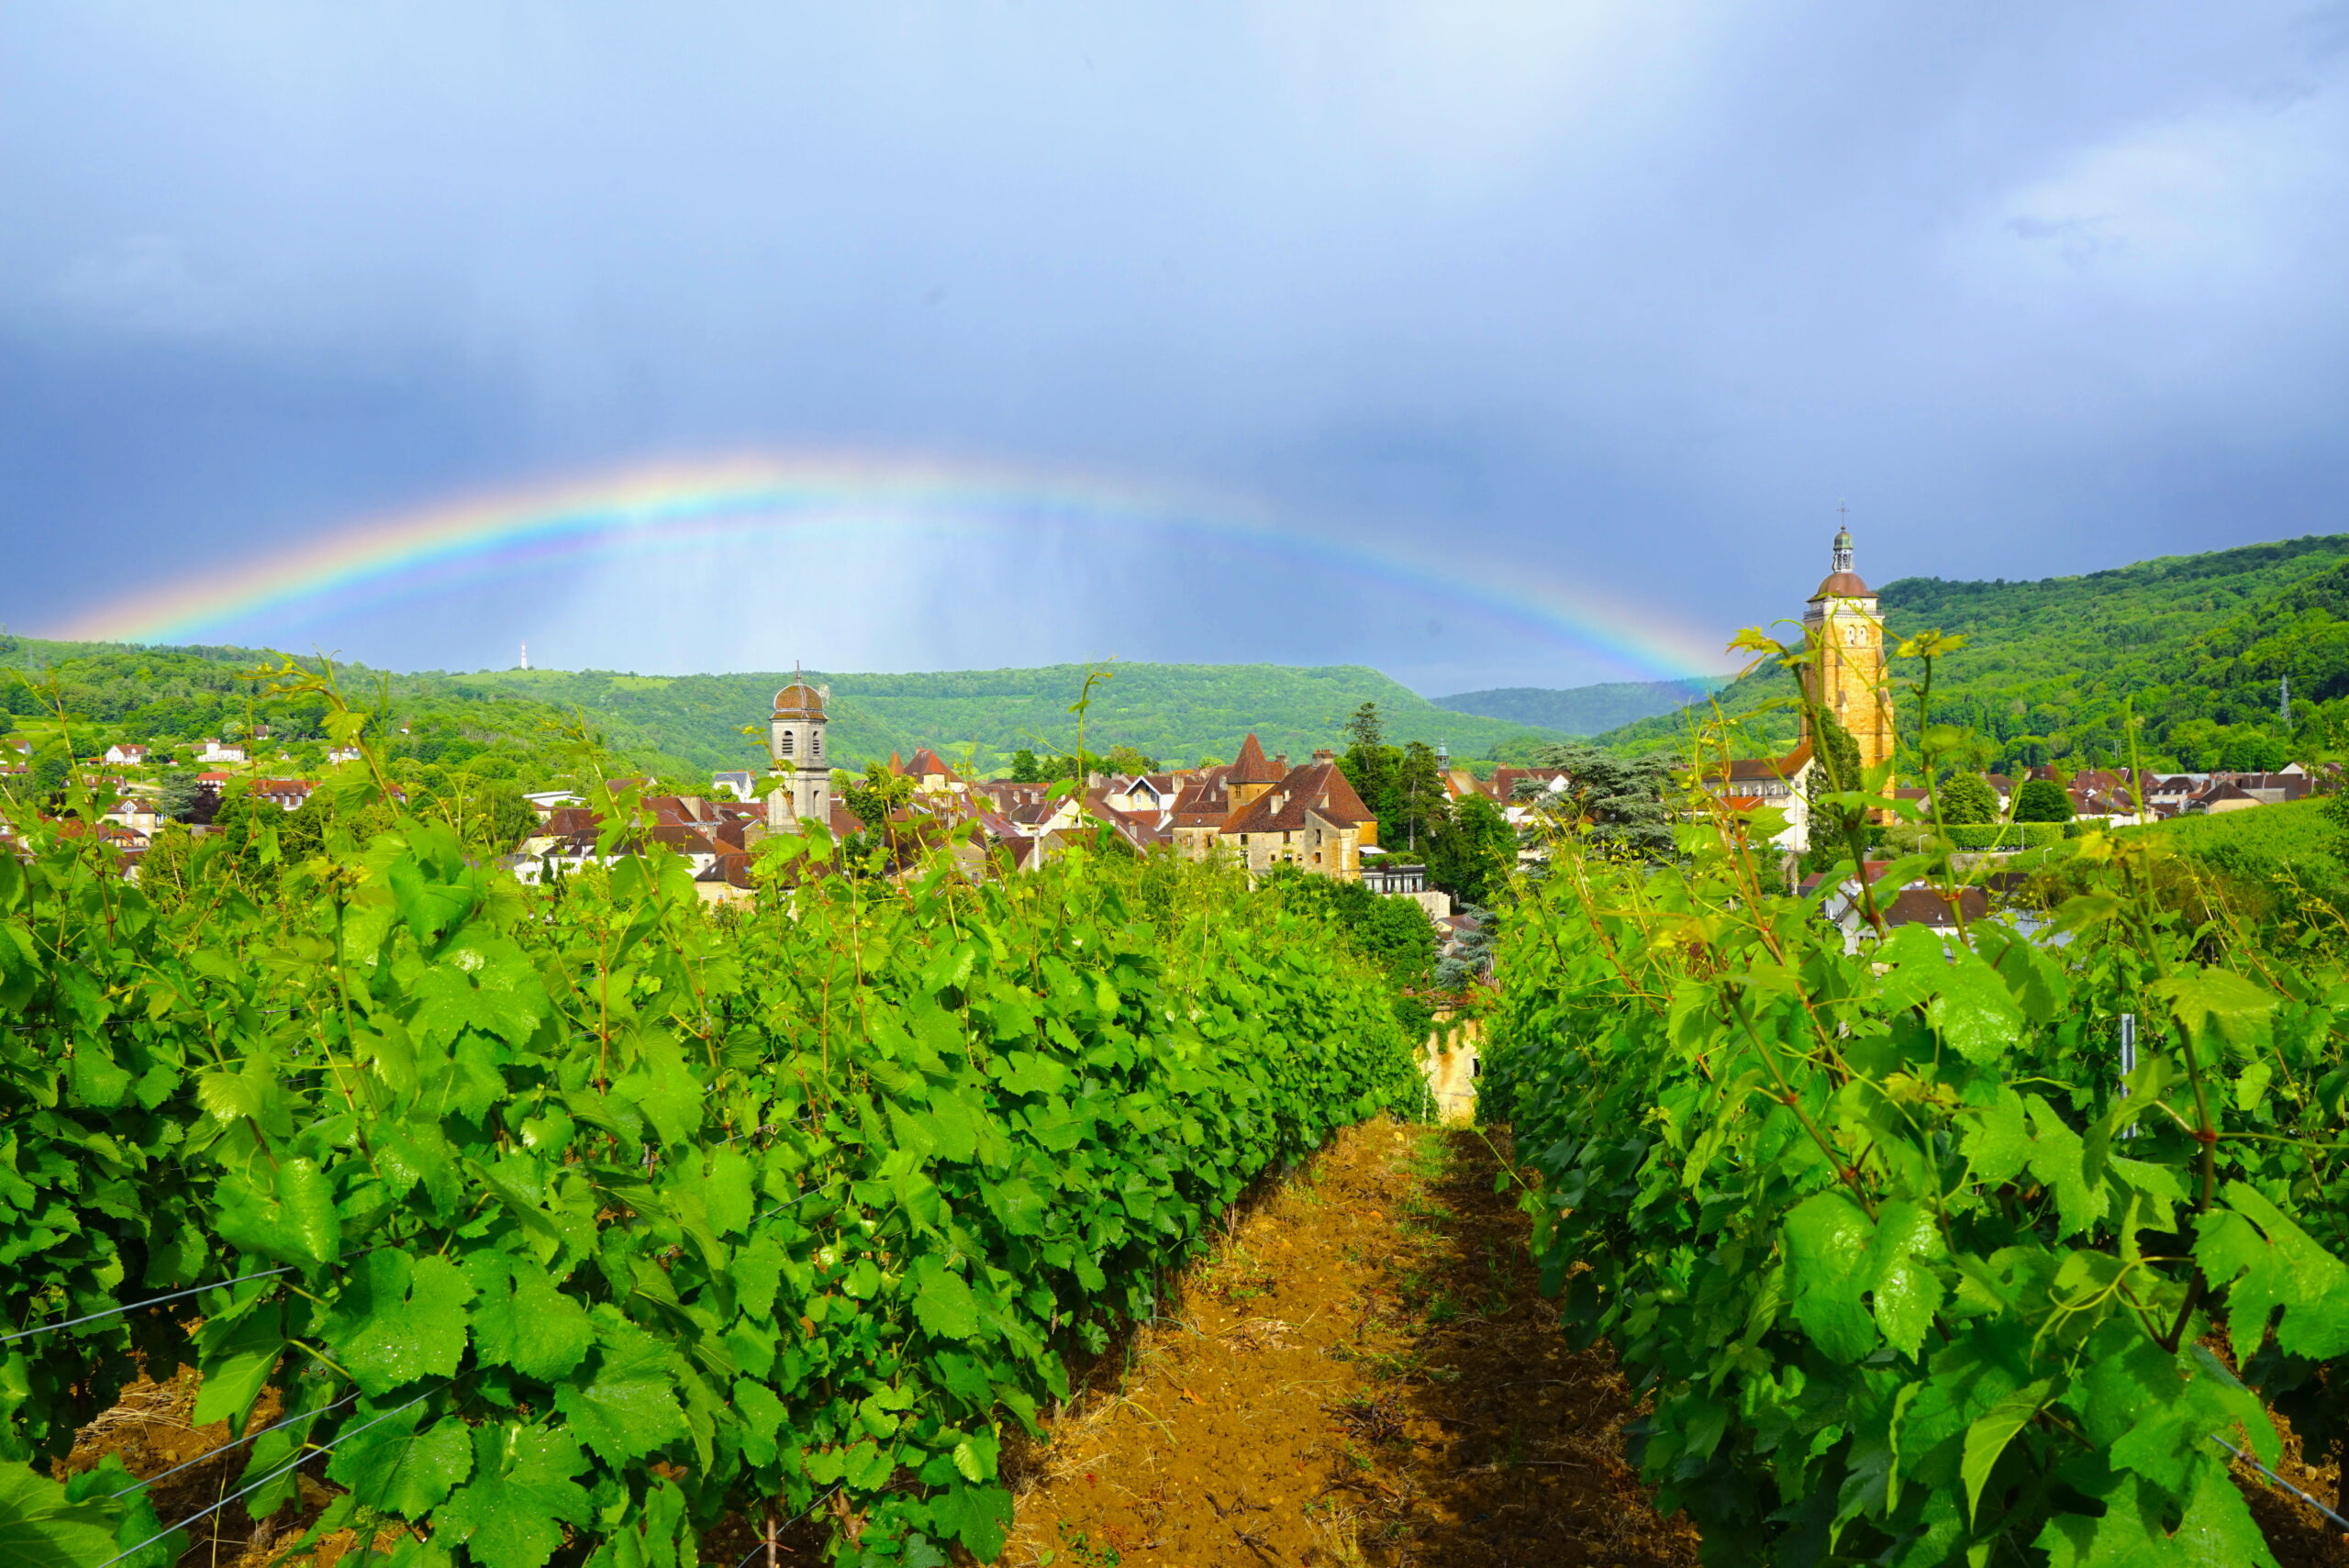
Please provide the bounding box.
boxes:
[52,453,1731,679]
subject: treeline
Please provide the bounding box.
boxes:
[1332,703,1518,906]
[1598,530,2349,773]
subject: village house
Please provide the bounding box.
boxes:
[104,742,149,765]
[195,739,248,764]
[1170,736,1378,879]
[246,778,317,812]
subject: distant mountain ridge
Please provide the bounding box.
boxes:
[0,635,1566,776]
[1431,677,1731,736]
[1590,531,2349,773]
[461,661,1562,773]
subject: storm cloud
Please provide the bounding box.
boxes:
[3,2,2344,689]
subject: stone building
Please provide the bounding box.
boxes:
[1168,734,1378,880]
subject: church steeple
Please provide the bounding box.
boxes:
[1800,511,1892,779]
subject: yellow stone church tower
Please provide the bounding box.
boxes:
[1801,525,1894,775]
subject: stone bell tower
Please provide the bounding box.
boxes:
[765,674,831,828]
[1801,524,1894,775]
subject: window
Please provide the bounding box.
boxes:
[779,730,795,757]
[813,732,823,759]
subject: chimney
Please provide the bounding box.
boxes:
[1312,748,1334,763]
[1274,752,1289,773]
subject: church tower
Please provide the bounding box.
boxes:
[765,676,831,828]
[1801,525,1894,776]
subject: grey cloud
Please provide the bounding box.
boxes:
[1,2,2344,691]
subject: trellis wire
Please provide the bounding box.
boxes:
[730,1487,842,1568]
[97,1382,448,1568]
[0,1266,294,1347]
[2210,1434,2349,1533]
[110,1388,361,1498]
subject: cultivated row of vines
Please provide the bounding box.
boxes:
[0,735,1425,1564]
[1485,647,2349,1564]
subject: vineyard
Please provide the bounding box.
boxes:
[1485,648,2349,1563]
[0,700,1427,1565]
[10,644,2349,1568]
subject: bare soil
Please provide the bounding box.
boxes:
[1000,1120,1698,1567]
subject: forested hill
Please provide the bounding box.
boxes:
[451,662,1555,772]
[1431,677,1730,735]
[0,636,1561,775]
[1592,531,2349,773]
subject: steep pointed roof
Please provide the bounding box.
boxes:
[906,747,958,780]
[1229,733,1282,784]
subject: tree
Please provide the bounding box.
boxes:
[1427,793,1516,906]
[1342,702,1384,751]
[1008,749,1042,784]
[1433,905,1496,990]
[1806,713,1868,840]
[841,761,916,832]
[28,746,69,797]
[2216,732,2288,773]
[1387,741,1450,854]
[1937,773,1999,826]
[1102,744,1159,776]
[2013,778,2074,822]
[159,771,217,825]
[1534,743,1677,861]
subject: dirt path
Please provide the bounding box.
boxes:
[1002,1120,1698,1567]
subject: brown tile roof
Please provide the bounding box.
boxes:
[1228,733,1282,784]
[1881,886,1989,928]
[1222,762,1376,835]
[1488,766,1567,801]
[906,748,958,780]
[1170,774,1235,826]
[1702,741,1813,784]
[651,823,718,856]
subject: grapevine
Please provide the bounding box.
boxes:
[1484,636,2349,1564]
[0,679,1427,1566]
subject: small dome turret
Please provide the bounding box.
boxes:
[773,683,826,718]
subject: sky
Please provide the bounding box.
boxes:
[4,2,2346,695]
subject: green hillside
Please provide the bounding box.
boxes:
[1594,531,2349,772]
[456,661,1559,773]
[0,635,1560,779]
[1431,677,1729,736]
